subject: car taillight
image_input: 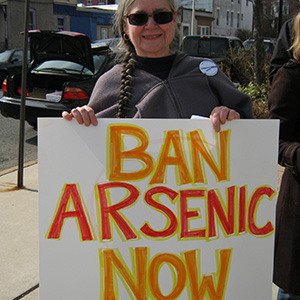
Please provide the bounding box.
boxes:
[63,87,88,100]
[2,79,7,92]
[17,86,30,96]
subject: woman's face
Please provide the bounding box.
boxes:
[124,0,177,58]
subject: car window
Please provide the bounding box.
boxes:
[244,40,274,53]
[33,60,94,75]
[182,37,199,56]
[199,38,228,57]
[231,40,243,51]
[93,54,108,74]
[198,39,211,56]
[243,41,254,51]
[264,42,274,53]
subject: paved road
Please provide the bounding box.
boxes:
[0,90,37,173]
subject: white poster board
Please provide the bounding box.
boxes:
[38,118,279,300]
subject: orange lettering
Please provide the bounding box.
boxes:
[150,130,192,185]
[108,124,154,181]
[188,129,230,184]
[100,247,148,300]
[185,248,232,300]
[149,253,186,299]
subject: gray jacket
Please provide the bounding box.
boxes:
[88,52,253,119]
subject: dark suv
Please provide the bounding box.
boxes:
[0,31,117,128]
[181,35,244,62]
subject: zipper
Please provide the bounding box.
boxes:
[163,79,184,118]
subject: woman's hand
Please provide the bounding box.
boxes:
[62,105,98,126]
[210,106,240,132]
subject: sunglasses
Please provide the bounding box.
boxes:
[126,11,174,26]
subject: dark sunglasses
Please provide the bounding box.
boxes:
[126,11,174,26]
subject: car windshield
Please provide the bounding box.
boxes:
[183,37,229,58]
[244,40,273,52]
[0,50,13,62]
[33,54,107,75]
[243,41,254,51]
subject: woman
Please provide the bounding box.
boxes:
[63,0,253,131]
[268,11,300,300]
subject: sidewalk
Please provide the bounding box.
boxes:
[0,162,39,300]
[0,162,282,300]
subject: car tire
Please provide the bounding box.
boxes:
[0,71,8,87]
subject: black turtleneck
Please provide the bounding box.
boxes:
[136,53,177,80]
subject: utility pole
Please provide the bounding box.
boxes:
[18,0,30,188]
[191,0,195,35]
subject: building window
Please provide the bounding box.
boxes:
[57,17,65,31]
[230,12,233,27]
[226,11,229,26]
[87,0,92,4]
[216,8,220,26]
[29,9,36,30]
[183,25,189,36]
[100,27,108,39]
[237,13,240,28]
[197,25,210,35]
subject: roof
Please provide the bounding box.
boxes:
[77,4,118,11]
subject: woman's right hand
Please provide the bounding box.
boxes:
[62,105,98,126]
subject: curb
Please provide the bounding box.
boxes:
[0,160,38,177]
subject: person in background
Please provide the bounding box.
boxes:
[268,11,300,300]
[63,0,253,131]
[269,17,294,84]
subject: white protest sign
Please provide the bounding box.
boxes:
[38,118,279,300]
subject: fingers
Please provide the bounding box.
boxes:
[72,106,98,126]
[62,106,98,126]
[227,109,240,121]
[62,111,73,121]
[210,106,240,132]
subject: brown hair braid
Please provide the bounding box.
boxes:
[117,50,137,118]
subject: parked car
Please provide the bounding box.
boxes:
[181,35,244,63]
[0,31,118,128]
[243,38,277,63]
[92,37,121,48]
[0,48,29,86]
[181,35,244,82]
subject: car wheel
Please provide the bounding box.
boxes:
[0,71,8,87]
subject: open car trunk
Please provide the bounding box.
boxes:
[7,71,92,102]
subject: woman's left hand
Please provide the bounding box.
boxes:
[210,106,240,132]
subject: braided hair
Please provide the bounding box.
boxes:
[114,0,177,118]
[117,46,137,118]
